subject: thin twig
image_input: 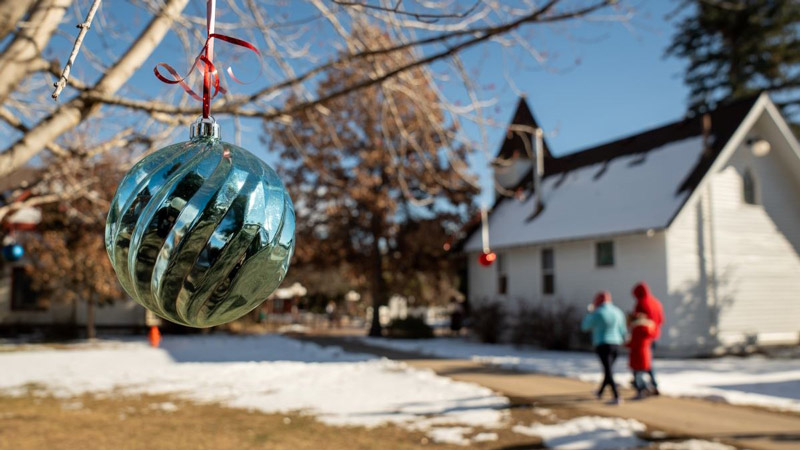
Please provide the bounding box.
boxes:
[51,0,102,100]
[0,105,70,156]
[330,0,482,23]
[87,0,614,121]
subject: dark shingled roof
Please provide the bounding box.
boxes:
[510,94,760,195]
[456,94,762,250]
[495,97,554,161]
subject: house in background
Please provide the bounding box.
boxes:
[0,263,147,336]
[0,176,146,337]
[463,93,800,356]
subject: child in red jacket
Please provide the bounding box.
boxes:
[627,313,655,399]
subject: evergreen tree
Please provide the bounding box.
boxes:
[667,0,800,119]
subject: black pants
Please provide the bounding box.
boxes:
[649,341,658,388]
[595,344,619,399]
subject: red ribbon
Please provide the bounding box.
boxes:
[153,33,260,117]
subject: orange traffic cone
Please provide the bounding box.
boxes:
[148,326,161,348]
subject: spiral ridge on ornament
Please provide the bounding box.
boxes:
[105,137,294,327]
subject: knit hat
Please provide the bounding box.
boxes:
[593,291,611,307]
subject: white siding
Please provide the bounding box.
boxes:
[710,125,800,345]
[0,265,145,328]
[665,191,718,354]
[468,245,537,311]
[666,114,800,353]
[76,299,147,327]
[0,266,74,325]
[468,232,668,318]
[547,234,668,313]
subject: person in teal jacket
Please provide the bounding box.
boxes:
[581,291,627,404]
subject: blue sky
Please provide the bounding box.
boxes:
[42,1,692,208]
[453,1,692,206]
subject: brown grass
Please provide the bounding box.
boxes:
[0,392,554,450]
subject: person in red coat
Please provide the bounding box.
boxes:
[633,281,664,395]
[627,313,655,399]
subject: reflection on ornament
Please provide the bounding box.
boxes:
[105,120,295,328]
[478,251,496,267]
[2,243,24,262]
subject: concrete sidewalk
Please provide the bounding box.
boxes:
[301,336,800,450]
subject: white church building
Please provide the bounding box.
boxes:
[463,93,800,356]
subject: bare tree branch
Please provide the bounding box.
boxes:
[0,105,70,156]
[0,0,189,178]
[0,0,72,105]
[330,0,482,23]
[84,0,612,123]
[0,0,36,42]
[41,57,90,91]
[0,0,625,207]
[52,0,102,100]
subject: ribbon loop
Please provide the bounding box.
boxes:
[153,32,260,115]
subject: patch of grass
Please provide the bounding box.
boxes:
[0,393,553,450]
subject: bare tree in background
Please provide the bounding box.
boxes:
[0,0,627,331]
[0,0,623,201]
[270,25,476,335]
[14,155,125,338]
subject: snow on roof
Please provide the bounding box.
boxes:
[7,207,41,225]
[271,281,308,299]
[463,136,706,251]
[459,95,765,251]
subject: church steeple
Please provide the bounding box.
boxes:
[495,96,552,161]
[493,97,551,191]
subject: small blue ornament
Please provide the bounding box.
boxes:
[2,243,24,262]
[105,119,295,327]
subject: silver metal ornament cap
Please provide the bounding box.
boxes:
[190,116,221,139]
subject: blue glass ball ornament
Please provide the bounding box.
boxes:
[2,243,24,262]
[104,119,295,328]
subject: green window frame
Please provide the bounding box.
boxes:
[596,241,614,267]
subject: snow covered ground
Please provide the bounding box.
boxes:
[0,335,508,445]
[512,417,735,450]
[513,416,648,450]
[359,337,800,412]
[1,334,757,448]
